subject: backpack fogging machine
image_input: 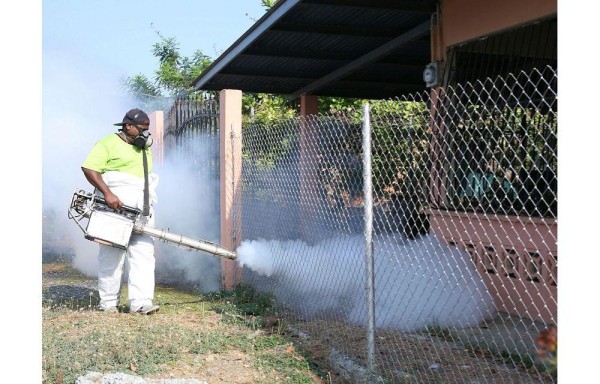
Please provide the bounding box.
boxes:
[67,188,237,260]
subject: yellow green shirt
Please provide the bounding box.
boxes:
[82,133,152,179]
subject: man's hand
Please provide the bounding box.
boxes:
[102,190,123,210]
[81,167,123,209]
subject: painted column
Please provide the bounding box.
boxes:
[299,95,319,242]
[300,94,318,116]
[428,10,447,208]
[149,111,164,165]
[148,111,165,263]
[220,89,243,290]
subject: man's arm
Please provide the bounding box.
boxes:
[81,167,123,209]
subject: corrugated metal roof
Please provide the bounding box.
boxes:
[192,0,437,99]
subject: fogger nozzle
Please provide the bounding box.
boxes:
[134,224,237,260]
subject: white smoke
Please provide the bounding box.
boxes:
[42,44,136,276]
[236,239,276,277]
[152,140,222,292]
[43,44,223,291]
[236,233,497,332]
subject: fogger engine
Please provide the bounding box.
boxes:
[67,188,236,260]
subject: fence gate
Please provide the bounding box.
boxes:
[164,93,220,172]
[157,93,221,286]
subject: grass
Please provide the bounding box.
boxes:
[42,262,334,384]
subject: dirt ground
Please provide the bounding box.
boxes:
[42,262,555,384]
[287,319,555,384]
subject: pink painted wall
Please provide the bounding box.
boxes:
[440,0,556,52]
[429,209,557,323]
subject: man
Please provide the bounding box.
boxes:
[81,108,160,315]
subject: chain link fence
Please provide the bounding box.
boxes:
[237,66,557,383]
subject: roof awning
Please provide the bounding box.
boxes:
[192,0,437,99]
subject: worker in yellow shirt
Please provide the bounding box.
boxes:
[82,108,160,315]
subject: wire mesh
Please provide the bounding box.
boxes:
[238,66,557,383]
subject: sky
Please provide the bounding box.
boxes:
[42,0,268,83]
[2,0,600,381]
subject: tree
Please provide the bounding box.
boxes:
[261,0,278,9]
[151,29,212,95]
[121,24,213,107]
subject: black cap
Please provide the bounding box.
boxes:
[114,108,150,126]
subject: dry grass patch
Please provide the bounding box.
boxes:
[42,262,340,384]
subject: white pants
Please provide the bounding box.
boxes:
[98,231,155,309]
[97,171,159,309]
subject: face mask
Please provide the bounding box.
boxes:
[133,130,152,149]
[123,126,153,149]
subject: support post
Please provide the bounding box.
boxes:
[428,8,448,209]
[149,111,164,165]
[148,111,164,262]
[299,95,319,242]
[219,89,243,290]
[362,102,376,380]
[300,94,318,116]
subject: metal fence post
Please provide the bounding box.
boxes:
[362,102,376,381]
